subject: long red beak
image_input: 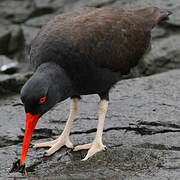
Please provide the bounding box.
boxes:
[20,113,39,166]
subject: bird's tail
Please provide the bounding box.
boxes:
[135,7,172,28]
[153,7,172,23]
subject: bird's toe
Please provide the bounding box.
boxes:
[42,137,74,156]
[33,139,59,148]
[82,141,106,161]
[73,143,91,151]
[65,139,74,148]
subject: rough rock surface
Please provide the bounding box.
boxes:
[0,55,19,74]
[1,70,180,179]
[0,26,11,54]
[0,72,33,95]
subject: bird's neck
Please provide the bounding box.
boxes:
[34,62,74,101]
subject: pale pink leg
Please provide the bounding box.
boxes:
[74,100,108,160]
[33,98,80,156]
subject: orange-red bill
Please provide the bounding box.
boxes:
[20,113,39,166]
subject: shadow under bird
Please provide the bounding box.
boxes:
[10,7,172,172]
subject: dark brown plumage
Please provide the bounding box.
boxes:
[31,7,171,74]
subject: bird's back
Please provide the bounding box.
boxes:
[30,7,171,75]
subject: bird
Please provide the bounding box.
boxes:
[19,7,172,166]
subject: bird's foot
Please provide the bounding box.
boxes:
[33,136,73,156]
[74,141,106,160]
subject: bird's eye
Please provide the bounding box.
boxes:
[39,96,46,104]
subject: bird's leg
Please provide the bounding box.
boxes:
[33,97,80,156]
[74,99,108,160]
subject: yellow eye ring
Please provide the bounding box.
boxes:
[39,96,46,104]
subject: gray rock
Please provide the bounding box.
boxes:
[0,72,33,95]
[0,0,34,23]
[21,25,40,47]
[1,70,180,179]
[0,55,19,74]
[25,14,55,28]
[110,0,178,10]
[168,10,180,27]
[60,0,117,13]
[0,62,18,74]
[8,25,23,53]
[151,26,167,40]
[30,0,57,18]
[0,26,11,54]
[0,55,13,66]
[138,34,180,75]
[34,0,65,13]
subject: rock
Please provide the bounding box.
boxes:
[30,0,55,18]
[151,26,167,40]
[137,34,180,75]
[25,14,55,28]
[0,26,11,55]
[168,9,180,27]
[55,0,117,13]
[0,55,19,74]
[0,72,33,95]
[21,25,40,48]
[8,25,24,53]
[0,55,13,66]
[110,0,178,10]
[1,70,180,178]
[0,24,23,55]
[33,0,64,13]
[0,62,19,75]
[0,0,34,23]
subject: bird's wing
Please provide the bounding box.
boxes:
[30,7,168,74]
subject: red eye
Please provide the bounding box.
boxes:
[39,96,46,104]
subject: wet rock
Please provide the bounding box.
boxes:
[25,14,55,28]
[0,0,34,23]
[167,17,180,29]
[0,26,11,54]
[30,8,54,20]
[165,8,180,27]
[1,70,180,179]
[82,0,117,8]
[0,55,19,74]
[0,62,19,75]
[8,25,24,53]
[21,25,40,48]
[151,27,167,40]
[57,0,117,13]
[0,72,33,95]
[138,34,180,75]
[111,0,179,11]
[0,55,13,66]
[34,0,65,13]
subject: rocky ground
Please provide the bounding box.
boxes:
[0,0,180,179]
[1,70,180,179]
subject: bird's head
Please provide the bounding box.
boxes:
[19,63,72,166]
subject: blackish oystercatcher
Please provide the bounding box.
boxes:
[10,7,172,172]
